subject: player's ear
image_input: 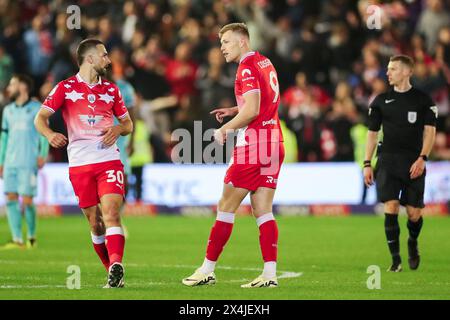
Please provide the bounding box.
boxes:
[86,52,94,65]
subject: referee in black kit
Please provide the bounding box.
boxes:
[363,55,437,272]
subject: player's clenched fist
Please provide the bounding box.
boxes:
[363,166,374,187]
[47,132,68,148]
[101,126,122,147]
[214,128,226,145]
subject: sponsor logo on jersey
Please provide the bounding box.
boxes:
[241,68,252,77]
[262,119,277,126]
[408,111,417,123]
[266,176,278,184]
[257,59,271,68]
[242,76,255,81]
[385,99,395,104]
[79,114,104,127]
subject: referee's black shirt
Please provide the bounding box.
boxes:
[367,87,437,155]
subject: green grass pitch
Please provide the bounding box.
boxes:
[0,215,449,300]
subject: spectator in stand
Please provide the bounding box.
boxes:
[196,46,236,130]
[23,14,54,91]
[326,81,358,162]
[416,0,450,54]
[282,72,328,162]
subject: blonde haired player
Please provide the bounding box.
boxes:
[182,23,284,288]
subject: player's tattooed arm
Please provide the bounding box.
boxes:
[34,108,68,148]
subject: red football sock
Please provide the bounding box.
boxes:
[205,212,235,262]
[257,213,278,262]
[105,227,125,266]
[91,233,109,271]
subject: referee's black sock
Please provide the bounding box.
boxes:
[385,213,401,265]
[407,216,423,241]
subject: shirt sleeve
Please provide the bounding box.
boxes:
[42,83,65,113]
[367,95,382,131]
[423,93,437,126]
[1,107,8,132]
[238,65,260,96]
[0,108,9,165]
[112,85,129,119]
[122,83,136,108]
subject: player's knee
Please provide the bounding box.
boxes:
[6,193,19,202]
[102,206,121,225]
[384,201,399,213]
[217,198,234,213]
[407,208,422,222]
[92,222,106,235]
[251,205,272,217]
[22,197,33,206]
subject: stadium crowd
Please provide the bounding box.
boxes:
[0,0,449,167]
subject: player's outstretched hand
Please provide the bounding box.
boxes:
[48,132,68,148]
[410,157,425,179]
[363,167,374,187]
[214,128,226,146]
[101,126,122,147]
[210,108,235,123]
[0,165,3,178]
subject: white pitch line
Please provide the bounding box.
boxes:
[158,264,303,280]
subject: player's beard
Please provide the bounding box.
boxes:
[94,64,109,77]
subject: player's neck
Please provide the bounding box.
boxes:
[78,66,100,84]
[15,94,29,106]
[393,81,412,93]
[238,49,254,63]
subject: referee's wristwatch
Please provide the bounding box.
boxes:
[420,155,428,161]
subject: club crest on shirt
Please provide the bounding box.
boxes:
[408,111,417,123]
[88,94,96,103]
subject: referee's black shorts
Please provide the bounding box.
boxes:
[375,152,425,208]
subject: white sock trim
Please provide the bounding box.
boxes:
[105,227,124,236]
[199,258,216,274]
[217,211,235,224]
[262,261,277,279]
[256,213,275,227]
[91,233,106,244]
